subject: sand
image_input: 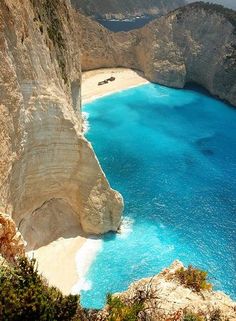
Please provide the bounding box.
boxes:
[29,236,86,295]
[82,68,149,104]
[28,68,147,296]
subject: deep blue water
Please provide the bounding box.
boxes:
[96,16,154,32]
[82,83,236,308]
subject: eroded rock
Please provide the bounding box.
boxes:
[0,212,25,262]
[0,0,123,250]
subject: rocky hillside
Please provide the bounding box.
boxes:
[71,0,186,20]
[0,0,123,251]
[187,0,236,11]
[77,2,236,106]
[112,261,236,321]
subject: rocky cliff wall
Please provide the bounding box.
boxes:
[77,2,236,106]
[0,0,123,250]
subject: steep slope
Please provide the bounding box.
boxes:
[71,0,186,19]
[187,0,236,11]
[0,0,123,250]
[77,2,236,106]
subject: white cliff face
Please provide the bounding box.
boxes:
[0,0,123,250]
[77,3,236,107]
[137,4,236,105]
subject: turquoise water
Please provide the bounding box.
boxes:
[82,84,236,308]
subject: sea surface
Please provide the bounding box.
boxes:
[96,16,154,32]
[82,83,236,308]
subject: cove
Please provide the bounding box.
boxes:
[82,83,236,308]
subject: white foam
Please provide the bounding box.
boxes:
[154,201,166,208]
[72,277,92,293]
[82,111,90,133]
[118,217,134,239]
[71,237,102,294]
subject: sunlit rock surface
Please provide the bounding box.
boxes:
[76,3,236,106]
[0,0,123,250]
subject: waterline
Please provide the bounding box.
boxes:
[81,83,236,308]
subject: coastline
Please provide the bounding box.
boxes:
[28,68,147,296]
[28,236,87,295]
[82,68,149,104]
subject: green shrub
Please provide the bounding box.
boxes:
[182,311,204,321]
[175,266,212,292]
[209,309,229,321]
[0,257,79,321]
[106,293,143,321]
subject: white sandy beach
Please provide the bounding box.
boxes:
[82,68,149,104]
[28,68,147,296]
[29,236,86,295]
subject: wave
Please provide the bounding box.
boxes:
[118,217,134,239]
[71,237,103,294]
[82,111,90,133]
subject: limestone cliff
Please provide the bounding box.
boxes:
[0,0,123,251]
[77,2,236,106]
[108,261,236,321]
[71,0,186,20]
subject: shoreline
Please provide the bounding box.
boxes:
[28,236,87,295]
[82,68,149,104]
[28,68,145,296]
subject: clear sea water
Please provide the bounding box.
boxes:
[82,83,236,308]
[96,16,154,32]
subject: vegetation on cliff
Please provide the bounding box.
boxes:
[0,258,79,321]
[0,258,234,321]
[30,0,69,83]
[175,265,212,292]
[175,2,236,27]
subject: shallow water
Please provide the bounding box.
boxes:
[82,83,236,308]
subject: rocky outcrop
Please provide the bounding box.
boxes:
[77,2,236,106]
[111,261,236,321]
[0,0,123,250]
[187,1,236,11]
[0,213,25,262]
[71,0,186,20]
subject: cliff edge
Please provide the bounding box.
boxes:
[77,2,236,106]
[0,0,123,250]
[104,261,236,321]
